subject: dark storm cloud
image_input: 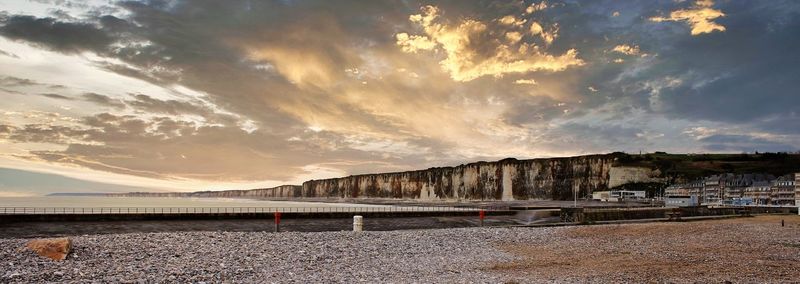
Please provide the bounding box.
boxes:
[0,15,114,53]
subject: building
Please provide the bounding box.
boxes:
[665,195,699,207]
[795,173,800,206]
[771,174,796,206]
[744,181,772,205]
[703,175,725,205]
[592,190,646,202]
[723,174,773,201]
[664,185,688,196]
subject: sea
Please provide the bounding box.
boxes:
[0,196,381,209]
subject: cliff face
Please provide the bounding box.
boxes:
[107,185,302,199]
[105,153,800,201]
[109,154,676,201]
[302,155,617,200]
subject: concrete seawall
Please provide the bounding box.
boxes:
[562,206,799,223]
[0,210,516,223]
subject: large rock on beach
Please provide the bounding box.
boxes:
[25,238,72,261]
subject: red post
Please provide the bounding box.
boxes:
[274,211,282,232]
[479,210,486,227]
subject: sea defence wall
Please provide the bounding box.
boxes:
[302,155,623,201]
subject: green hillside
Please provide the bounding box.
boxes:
[612,152,800,181]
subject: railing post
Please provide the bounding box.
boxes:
[274,211,281,232]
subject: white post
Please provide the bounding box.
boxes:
[353,215,363,232]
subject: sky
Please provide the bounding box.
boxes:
[0,0,798,195]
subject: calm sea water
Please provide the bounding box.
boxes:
[0,196,383,208]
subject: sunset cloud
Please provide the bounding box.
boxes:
[397,5,584,82]
[525,1,548,14]
[514,79,538,85]
[0,0,797,194]
[612,44,641,56]
[650,0,726,36]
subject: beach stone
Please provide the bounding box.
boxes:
[25,238,72,261]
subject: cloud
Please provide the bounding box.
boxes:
[0,49,19,58]
[82,92,125,108]
[39,93,72,100]
[525,2,548,14]
[0,76,41,87]
[650,0,726,36]
[395,33,436,53]
[514,79,538,85]
[396,5,584,82]
[700,134,797,152]
[0,15,114,52]
[611,44,641,56]
[1,0,799,192]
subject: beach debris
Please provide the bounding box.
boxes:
[25,238,72,261]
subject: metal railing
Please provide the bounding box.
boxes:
[0,206,491,215]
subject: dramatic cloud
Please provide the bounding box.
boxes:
[396,5,584,82]
[650,0,726,36]
[0,0,798,193]
[0,15,114,52]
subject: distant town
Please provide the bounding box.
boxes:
[663,173,800,207]
[590,171,800,208]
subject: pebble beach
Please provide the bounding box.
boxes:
[2,215,799,283]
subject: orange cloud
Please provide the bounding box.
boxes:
[611,44,641,56]
[650,0,726,36]
[396,5,583,82]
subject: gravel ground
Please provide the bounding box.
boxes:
[1,215,798,283]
